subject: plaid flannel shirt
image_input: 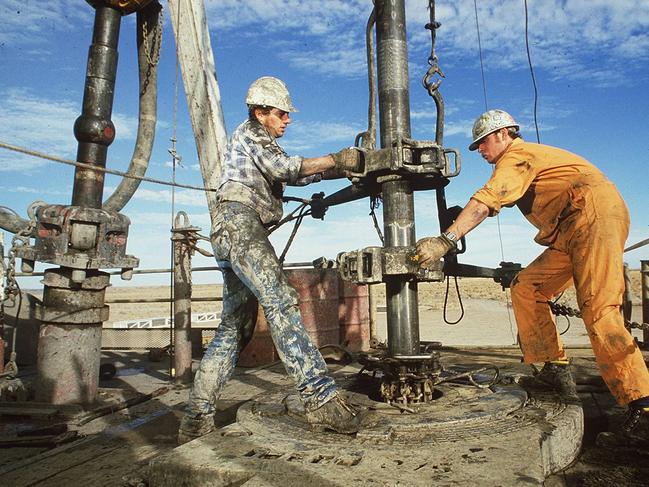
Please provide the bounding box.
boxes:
[216,119,321,226]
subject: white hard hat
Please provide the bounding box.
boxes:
[245,76,297,113]
[469,109,519,151]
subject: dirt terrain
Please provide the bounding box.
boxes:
[104,270,643,325]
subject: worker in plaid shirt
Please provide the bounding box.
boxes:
[179,77,365,444]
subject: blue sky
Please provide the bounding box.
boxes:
[1,0,648,288]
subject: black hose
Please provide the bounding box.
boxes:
[102,1,161,212]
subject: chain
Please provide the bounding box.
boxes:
[142,2,163,67]
[422,0,444,96]
[422,0,445,144]
[548,301,649,332]
[547,301,581,318]
[626,320,649,332]
[1,202,40,379]
[3,202,40,306]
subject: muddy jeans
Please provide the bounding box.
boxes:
[185,202,337,419]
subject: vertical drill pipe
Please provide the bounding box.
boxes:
[173,235,193,384]
[642,260,649,346]
[375,0,420,356]
[36,270,110,404]
[72,6,121,208]
[36,6,122,404]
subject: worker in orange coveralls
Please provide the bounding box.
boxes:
[416,109,649,435]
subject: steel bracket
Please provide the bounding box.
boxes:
[337,246,444,284]
[351,138,461,182]
[15,205,139,277]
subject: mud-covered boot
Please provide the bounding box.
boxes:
[177,414,215,445]
[304,393,363,434]
[596,397,649,448]
[622,397,649,436]
[526,360,578,399]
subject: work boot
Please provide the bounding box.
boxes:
[526,361,578,399]
[304,393,363,434]
[596,397,649,448]
[622,397,649,436]
[177,414,215,445]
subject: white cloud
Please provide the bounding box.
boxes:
[162,160,201,171]
[0,88,78,171]
[128,209,210,227]
[0,89,140,173]
[112,113,139,141]
[281,120,365,153]
[205,1,369,34]
[418,0,649,87]
[288,120,363,143]
[205,0,372,78]
[442,119,474,138]
[203,0,648,86]
[0,185,69,197]
[280,45,368,78]
[0,1,92,45]
[128,187,210,207]
[4,0,648,87]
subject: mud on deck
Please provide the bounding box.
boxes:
[0,348,648,487]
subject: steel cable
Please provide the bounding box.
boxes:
[524,0,541,143]
[0,141,214,192]
[473,0,488,111]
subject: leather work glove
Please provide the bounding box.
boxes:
[331,147,363,173]
[416,234,456,269]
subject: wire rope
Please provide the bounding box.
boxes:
[471,1,518,344]
[168,0,184,378]
[524,0,541,143]
[473,0,489,111]
[0,141,212,193]
[442,275,465,325]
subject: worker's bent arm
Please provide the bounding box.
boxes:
[446,198,490,239]
[299,155,335,177]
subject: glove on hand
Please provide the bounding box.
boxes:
[416,234,456,269]
[331,148,363,173]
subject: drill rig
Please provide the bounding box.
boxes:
[306,0,520,407]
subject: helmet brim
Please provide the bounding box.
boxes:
[468,124,519,151]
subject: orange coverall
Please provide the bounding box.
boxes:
[472,138,649,405]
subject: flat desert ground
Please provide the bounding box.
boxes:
[103,270,645,348]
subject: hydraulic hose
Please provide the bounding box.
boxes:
[102,1,161,212]
[0,207,31,235]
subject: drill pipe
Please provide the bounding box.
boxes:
[375,0,420,356]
